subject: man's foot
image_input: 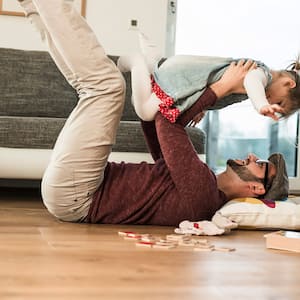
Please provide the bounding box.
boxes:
[17,0,36,16]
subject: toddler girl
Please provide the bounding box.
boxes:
[118,33,300,124]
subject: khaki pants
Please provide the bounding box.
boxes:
[22,0,125,221]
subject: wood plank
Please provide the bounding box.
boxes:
[0,187,299,300]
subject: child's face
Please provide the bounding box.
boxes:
[266,76,296,113]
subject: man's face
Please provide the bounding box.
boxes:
[227,153,276,187]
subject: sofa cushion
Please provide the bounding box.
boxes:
[0,47,206,156]
[0,116,64,149]
[0,48,78,118]
[0,116,205,154]
[0,48,139,121]
[114,121,205,153]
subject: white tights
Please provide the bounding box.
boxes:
[117,32,162,121]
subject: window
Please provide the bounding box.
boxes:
[175,0,300,192]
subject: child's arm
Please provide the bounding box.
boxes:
[244,68,284,120]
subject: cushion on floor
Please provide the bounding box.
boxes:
[214,197,300,230]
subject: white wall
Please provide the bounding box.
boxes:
[0,0,176,56]
[0,12,45,50]
[86,0,175,56]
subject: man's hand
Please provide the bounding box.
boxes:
[189,111,206,127]
[210,59,257,99]
[259,104,285,121]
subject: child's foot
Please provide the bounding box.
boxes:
[138,31,162,72]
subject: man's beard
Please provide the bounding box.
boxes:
[227,159,260,182]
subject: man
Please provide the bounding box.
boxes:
[19,0,288,227]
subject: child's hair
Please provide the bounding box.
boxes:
[284,55,300,117]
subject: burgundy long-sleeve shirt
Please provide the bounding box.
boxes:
[87,88,228,226]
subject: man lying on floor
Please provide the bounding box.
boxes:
[18,0,288,227]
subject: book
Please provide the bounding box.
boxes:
[264,231,300,253]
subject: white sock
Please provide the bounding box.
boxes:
[18,0,36,16]
[138,31,162,73]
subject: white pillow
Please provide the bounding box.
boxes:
[215,197,300,230]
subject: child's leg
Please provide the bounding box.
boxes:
[118,32,162,121]
[26,0,125,222]
[117,54,160,121]
[138,31,162,73]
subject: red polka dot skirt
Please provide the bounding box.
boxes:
[151,76,180,123]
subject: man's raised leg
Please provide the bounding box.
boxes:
[24,0,125,221]
[18,0,77,88]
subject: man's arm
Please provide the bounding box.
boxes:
[141,87,218,162]
[155,89,220,213]
[141,119,162,161]
[177,88,217,126]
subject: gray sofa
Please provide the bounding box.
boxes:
[0,47,205,186]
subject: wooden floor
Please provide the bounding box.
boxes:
[0,187,299,300]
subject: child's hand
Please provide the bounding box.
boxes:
[259,104,285,121]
